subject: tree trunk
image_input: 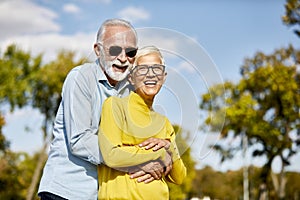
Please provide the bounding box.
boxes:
[258,183,268,200]
[270,159,287,200]
[278,168,287,200]
[26,143,48,200]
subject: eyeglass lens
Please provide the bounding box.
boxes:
[134,64,165,75]
[109,46,137,58]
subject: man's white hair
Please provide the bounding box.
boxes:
[96,18,137,43]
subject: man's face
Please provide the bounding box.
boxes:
[98,26,137,85]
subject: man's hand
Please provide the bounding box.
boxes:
[128,138,173,183]
[129,161,163,183]
[163,150,172,176]
[138,138,170,151]
[129,154,172,184]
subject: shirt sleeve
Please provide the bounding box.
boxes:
[98,97,167,168]
[63,68,101,165]
[165,120,187,185]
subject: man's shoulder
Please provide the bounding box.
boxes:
[65,62,99,82]
[70,62,96,74]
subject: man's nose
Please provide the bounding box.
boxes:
[117,49,127,62]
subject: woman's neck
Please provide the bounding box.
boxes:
[144,98,153,109]
[135,91,154,109]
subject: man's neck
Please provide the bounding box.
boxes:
[104,71,118,87]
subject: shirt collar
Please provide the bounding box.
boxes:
[95,59,107,82]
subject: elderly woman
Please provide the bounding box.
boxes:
[98,45,186,200]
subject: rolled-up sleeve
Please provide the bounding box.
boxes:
[165,120,187,185]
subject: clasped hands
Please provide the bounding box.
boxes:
[129,138,172,183]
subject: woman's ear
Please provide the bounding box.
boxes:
[128,74,134,85]
[162,72,167,83]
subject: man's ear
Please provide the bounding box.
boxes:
[94,43,100,56]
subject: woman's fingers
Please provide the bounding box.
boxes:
[138,138,170,151]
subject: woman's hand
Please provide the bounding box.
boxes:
[138,138,170,151]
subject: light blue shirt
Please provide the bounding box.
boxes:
[38,61,131,200]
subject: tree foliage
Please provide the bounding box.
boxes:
[0,44,42,110]
[282,0,300,37]
[0,44,86,199]
[200,46,300,199]
[192,166,300,199]
[0,113,9,152]
[0,151,27,200]
[0,44,42,156]
[31,51,85,137]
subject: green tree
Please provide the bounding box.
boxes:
[200,46,300,200]
[0,151,25,199]
[0,45,42,199]
[0,113,9,152]
[191,166,243,199]
[192,165,300,199]
[282,0,300,37]
[285,172,300,199]
[0,44,42,154]
[0,44,42,109]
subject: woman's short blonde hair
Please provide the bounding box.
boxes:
[133,45,165,69]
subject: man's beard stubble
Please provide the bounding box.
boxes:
[99,51,131,82]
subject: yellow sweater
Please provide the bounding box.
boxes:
[98,92,186,200]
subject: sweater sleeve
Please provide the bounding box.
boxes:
[98,97,166,168]
[165,120,187,185]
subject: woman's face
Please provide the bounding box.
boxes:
[129,53,166,101]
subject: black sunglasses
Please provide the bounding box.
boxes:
[98,43,137,58]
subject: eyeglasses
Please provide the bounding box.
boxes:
[98,43,137,58]
[131,64,165,76]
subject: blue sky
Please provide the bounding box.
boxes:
[1,0,299,172]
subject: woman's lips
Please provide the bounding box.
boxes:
[144,80,157,85]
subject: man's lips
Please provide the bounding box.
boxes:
[112,64,128,72]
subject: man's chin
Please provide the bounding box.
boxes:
[110,72,128,82]
[105,65,129,82]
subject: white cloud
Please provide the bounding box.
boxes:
[0,0,60,40]
[136,28,178,52]
[63,3,80,14]
[118,6,150,23]
[77,0,111,4]
[177,61,196,73]
[0,32,97,63]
